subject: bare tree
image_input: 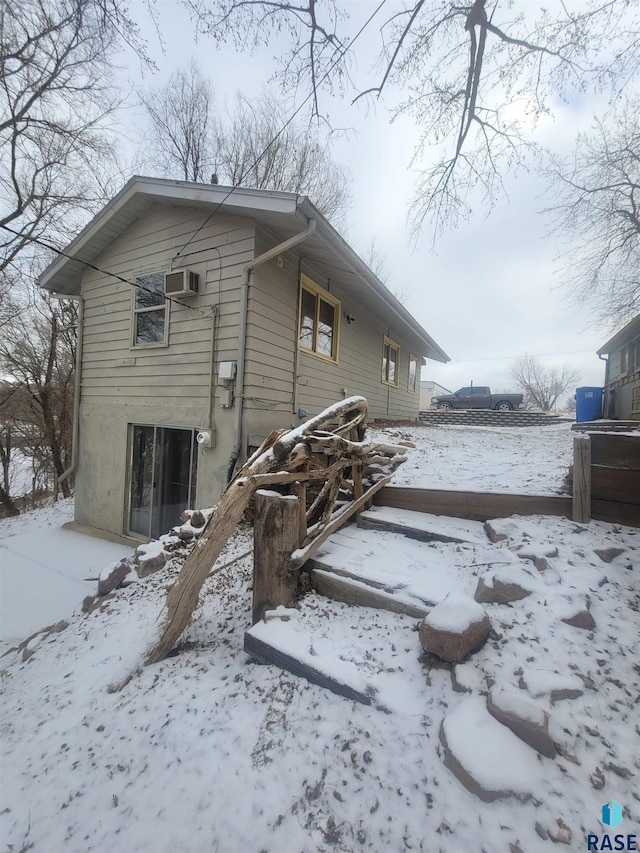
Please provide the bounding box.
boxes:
[140,75,351,222]
[0,290,76,500]
[509,354,579,412]
[185,0,639,234]
[0,0,143,275]
[547,99,640,328]
[217,92,350,222]
[139,62,216,182]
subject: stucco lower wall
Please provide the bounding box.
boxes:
[75,398,238,537]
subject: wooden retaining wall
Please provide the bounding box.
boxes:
[574,433,640,527]
[374,487,573,522]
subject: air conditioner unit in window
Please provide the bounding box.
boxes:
[165,270,199,298]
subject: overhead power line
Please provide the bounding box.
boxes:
[3,2,389,305]
[172,0,389,263]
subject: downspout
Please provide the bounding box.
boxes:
[227,216,317,483]
[598,352,609,417]
[55,293,84,486]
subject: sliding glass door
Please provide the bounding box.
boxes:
[128,425,197,539]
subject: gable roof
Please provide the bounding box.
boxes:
[597,314,640,355]
[37,176,449,363]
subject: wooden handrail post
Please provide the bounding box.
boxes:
[252,489,300,624]
[573,434,592,523]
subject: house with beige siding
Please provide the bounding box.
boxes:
[597,314,640,420]
[38,177,449,540]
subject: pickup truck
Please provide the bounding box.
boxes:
[432,386,524,411]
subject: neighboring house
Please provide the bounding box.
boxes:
[597,314,640,420]
[38,177,449,540]
[419,380,451,411]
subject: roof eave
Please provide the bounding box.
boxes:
[597,314,640,355]
[295,198,450,363]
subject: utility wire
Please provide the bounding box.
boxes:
[172,0,389,263]
[2,2,388,307]
[0,224,200,314]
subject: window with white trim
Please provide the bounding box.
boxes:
[382,336,399,386]
[132,272,167,346]
[408,354,418,393]
[298,275,340,361]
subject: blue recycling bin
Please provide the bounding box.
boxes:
[575,386,603,422]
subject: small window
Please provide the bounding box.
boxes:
[298,275,340,361]
[132,272,167,346]
[382,336,399,386]
[621,346,628,374]
[408,355,418,393]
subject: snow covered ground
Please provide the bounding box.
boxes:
[1,422,638,853]
[0,499,133,648]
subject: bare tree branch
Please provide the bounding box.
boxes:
[184,0,640,236]
[546,98,640,327]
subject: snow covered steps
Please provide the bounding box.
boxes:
[306,509,490,618]
[357,505,489,545]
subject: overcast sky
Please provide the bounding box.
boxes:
[122,1,617,398]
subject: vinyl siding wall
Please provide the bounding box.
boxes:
[605,345,640,419]
[76,203,255,535]
[244,227,425,445]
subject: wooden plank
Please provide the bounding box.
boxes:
[592,499,640,527]
[357,513,473,544]
[243,631,372,705]
[252,491,300,624]
[590,433,640,470]
[310,569,429,619]
[573,433,592,523]
[591,467,640,505]
[374,487,573,521]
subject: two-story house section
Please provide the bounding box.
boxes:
[38,177,449,540]
[598,314,640,420]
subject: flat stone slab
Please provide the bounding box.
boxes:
[440,696,544,801]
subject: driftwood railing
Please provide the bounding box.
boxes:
[147,396,407,663]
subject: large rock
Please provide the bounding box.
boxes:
[474,567,534,605]
[98,560,132,595]
[487,688,556,758]
[419,593,491,663]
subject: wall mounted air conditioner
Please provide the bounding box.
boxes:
[165,270,199,298]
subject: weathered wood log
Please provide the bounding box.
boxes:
[573,434,592,523]
[272,397,368,460]
[146,396,406,664]
[146,440,311,664]
[252,491,300,624]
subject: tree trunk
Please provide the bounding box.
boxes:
[0,484,19,517]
